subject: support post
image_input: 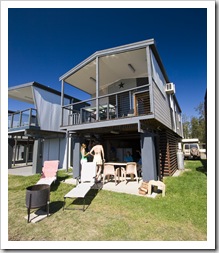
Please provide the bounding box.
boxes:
[96,56,99,121]
[66,131,69,172]
[8,138,15,169]
[13,138,17,166]
[25,141,29,165]
[61,80,64,126]
[146,46,154,114]
[32,138,43,174]
[72,135,81,179]
[140,132,157,181]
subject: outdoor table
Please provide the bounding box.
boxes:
[104,162,127,181]
[81,104,116,122]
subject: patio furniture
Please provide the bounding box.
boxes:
[103,162,127,185]
[148,180,166,197]
[123,162,139,184]
[63,162,97,211]
[36,160,59,186]
[103,163,118,185]
[81,104,116,122]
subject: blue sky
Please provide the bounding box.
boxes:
[8,7,207,119]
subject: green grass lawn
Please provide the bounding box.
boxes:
[8,160,207,241]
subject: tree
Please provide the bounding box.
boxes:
[182,102,206,143]
[182,114,191,139]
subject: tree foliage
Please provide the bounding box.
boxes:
[182,102,206,143]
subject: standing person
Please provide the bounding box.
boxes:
[89,141,105,181]
[80,143,89,164]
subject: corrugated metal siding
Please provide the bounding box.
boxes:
[153,81,172,129]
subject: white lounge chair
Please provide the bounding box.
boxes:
[36,160,59,186]
[63,162,97,211]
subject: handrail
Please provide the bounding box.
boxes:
[8,108,37,116]
[62,84,150,109]
[61,84,151,126]
[8,108,39,129]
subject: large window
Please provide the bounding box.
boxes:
[150,50,166,95]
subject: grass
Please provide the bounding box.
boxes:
[8,160,207,241]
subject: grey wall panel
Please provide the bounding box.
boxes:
[43,140,50,161]
[59,137,67,169]
[48,138,59,160]
[42,138,67,169]
[153,82,172,129]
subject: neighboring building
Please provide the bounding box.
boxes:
[59,39,183,181]
[8,81,79,173]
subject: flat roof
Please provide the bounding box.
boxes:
[8,81,77,104]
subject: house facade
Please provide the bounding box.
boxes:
[59,39,183,181]
[8,82,78,173]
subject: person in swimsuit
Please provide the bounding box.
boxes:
[89,141,105,181]
[80,143,89,164]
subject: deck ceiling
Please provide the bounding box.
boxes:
[64,47,148,95]
[8,85,34,104]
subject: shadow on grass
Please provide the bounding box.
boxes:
[196,159,207,176]
[63,188,99,211]
[33,201,64,216]
[50,175,70,192]
[49,201,64,214]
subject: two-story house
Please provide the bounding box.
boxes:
[59,39,183,181]
[8,82,80,173]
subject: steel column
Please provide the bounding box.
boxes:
[96,56,99,121]
[146,46,154,114]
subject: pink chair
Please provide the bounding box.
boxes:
[36,160,59,185]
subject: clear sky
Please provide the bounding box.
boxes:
[8,6,207,119]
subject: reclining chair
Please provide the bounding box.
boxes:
[36,160,59,185]
[63,162,97,211]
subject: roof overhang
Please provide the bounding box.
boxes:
[8,82,35,104]
[59,39,156,95]
[8,81,75,103]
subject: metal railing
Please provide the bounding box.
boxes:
[8,108,39,129]
[61,84,150,127]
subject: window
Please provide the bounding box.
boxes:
[150,50,166,95]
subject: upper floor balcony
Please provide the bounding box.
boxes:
[61,84,152,128]
[59,39,182,136]
[8,108,40,133]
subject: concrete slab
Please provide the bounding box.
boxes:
[101,180,157,198]
[8,165,34,176]
[24,209,50,223]
[62,177,158,198]
[172,170,183,177]
[62,178,78,185]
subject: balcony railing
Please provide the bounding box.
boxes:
[8,108,39,130]
[61,84,151,127]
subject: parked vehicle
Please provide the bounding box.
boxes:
[182,139,200,159]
